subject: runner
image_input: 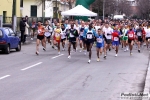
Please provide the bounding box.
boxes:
[75,20,80,50]
[112,25,121,57]
[44,20,53,46]
[83,24,97,63]
[68,24,79,59]
[36,21,46,55]
[127,25,135,55]
[53,23,62,54]
[60,24,66,51]
[96,28,104,62]
[136,24,143,53]
[145,24,150,49]
[122,25,129,52]
[30,20,36,40]
[79,21,85,52]
[103,22,113,55]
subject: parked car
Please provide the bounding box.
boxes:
[0,27,21,54]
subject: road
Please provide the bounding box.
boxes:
[0,41,149,100]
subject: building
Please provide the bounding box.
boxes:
[22,0,74,18]
[0,0,21,17]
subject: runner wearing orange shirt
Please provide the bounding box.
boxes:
[36,21,46,55]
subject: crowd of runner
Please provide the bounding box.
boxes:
[33,19,150,63]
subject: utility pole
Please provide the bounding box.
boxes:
[12,0,16,31]
[103,0,105,20]
[55,0,58,19]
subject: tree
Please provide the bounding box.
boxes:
[137,0,150,19]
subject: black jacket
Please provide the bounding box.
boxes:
[20,20,26,31]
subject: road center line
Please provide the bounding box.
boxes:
[0,75,10,80]
[21,62,42,71]
[51,54,64,59]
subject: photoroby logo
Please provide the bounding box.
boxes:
[120,92,150,100]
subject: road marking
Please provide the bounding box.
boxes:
[51,54,64,59]
[21,62,42,71]
[0,75,10,80]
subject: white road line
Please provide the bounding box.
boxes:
[21,62,42,71]
[51,54,64,59]
[0,75,10,80]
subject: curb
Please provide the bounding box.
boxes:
[143,51,150,100]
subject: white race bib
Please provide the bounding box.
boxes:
[45,32,50,37]
[87,34,93,39]
[129,34,133,38]
[38,29,42,34]
[55,33,60,37]
[137,32,141,36]
[114,37,119,41]
[70,33,74,37]
[97,38,102,43]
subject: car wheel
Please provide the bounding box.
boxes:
[16,42,21,51]
[5,44,10,54]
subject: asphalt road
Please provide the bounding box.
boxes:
[0,42,149,100]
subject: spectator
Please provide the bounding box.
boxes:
[20,17,26,43]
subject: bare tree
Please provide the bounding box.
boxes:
[137,0,150,19]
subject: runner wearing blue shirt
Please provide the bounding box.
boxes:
[83,24,97,63]
[96,28,104,62]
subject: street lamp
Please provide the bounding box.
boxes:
[103,0,105,20]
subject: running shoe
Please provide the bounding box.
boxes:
[88,60,91,64]
[104,55,107,59]
[115,54,118,57]
[97,58,100,62]
[68,55,71,59]
[36,51,39,55]
[43,48,46,51]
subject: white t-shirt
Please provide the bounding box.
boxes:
[146,28,150,37]
[60,29,66,39]
[95,26,101,32]
[103,27,113,39]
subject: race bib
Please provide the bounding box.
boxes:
[80,32,83,36]
[137,32,141,36]
[87,34,93,39]
[55,33,60,40]
[45,32,50,37]
[114,37,119,41]
[97,38,102,43]
[129,34,133,38]
[70,33,74,37]
[38,29,42,34]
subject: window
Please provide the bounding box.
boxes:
[8,28,14,34]
[3,11,6,23]
[4,28,10,36]
[31,5,37,17]
[20,0,23,7]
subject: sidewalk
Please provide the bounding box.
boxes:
[143,51,150,100]
[22,37,36,45]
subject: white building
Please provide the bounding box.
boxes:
[22,0,70,18]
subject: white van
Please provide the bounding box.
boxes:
[113,15,124,20]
